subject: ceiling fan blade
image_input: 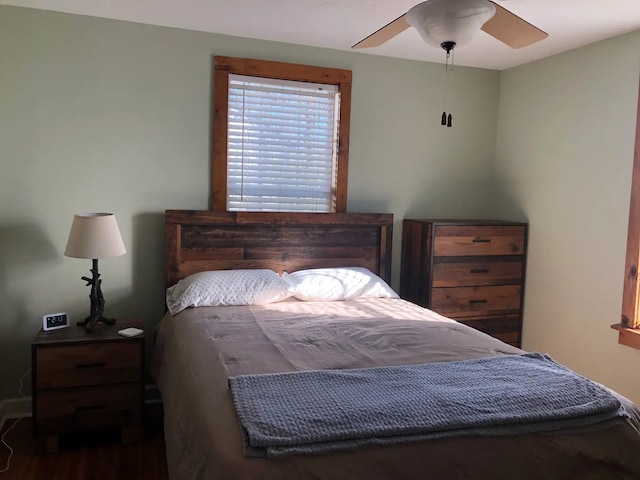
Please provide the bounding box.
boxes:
[352,14,410,49]
[482,2,548,49]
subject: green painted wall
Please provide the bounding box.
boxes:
[0,6,500,400]
[495,30,640,403]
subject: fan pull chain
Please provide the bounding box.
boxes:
[448,47,454,128]
[440,41,456,128]
[442,49,449,126]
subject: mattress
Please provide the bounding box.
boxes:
[152,298,640,480]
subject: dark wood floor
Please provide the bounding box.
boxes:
[0,407,169,480]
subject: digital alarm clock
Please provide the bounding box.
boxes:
[42,312,70,331]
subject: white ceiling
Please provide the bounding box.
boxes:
[3,0,640,70]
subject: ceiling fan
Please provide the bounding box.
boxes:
[352,0,548,52]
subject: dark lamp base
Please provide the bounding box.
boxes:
[77,315,116,332]
[79,258,116,332]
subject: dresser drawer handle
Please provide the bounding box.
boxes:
[472,238,491,243]
[469,299,488,304]
[470,269,489,274]
[75,362,106,369]
[75,405,106,414]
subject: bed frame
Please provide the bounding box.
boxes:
[165,210,393,288]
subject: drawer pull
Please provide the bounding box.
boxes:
[472,238,491,243]
[75,405,106,414]
[469,299,488,304]
[470,269,489,274]
[75,362,106,369]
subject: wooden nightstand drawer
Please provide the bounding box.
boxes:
[432,258,523,287]
[32,320,145,454]
[431,285,521,317]
[433,225,525,257]
[36,342,141,390]
[36,383,141,431]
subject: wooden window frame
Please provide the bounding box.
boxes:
[212,56,352,213]
[613,81,640,349]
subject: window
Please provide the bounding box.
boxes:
[227,75,339,212]
[212,56,352,213]
[615,81,640,349]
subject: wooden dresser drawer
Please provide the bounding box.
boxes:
[431,285,521,317]
[36,383,141,431]
[432,258,523,287]
[36,342,141,390]
[433,225,526,257]
[401,219,527,347]
[457,314,521,346]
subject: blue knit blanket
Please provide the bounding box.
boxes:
[228,353,628,458]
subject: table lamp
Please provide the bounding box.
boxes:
[64,213,126,332]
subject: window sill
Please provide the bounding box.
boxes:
[611,323,640,350]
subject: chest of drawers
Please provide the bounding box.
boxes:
[400,219,528,347]
[31,320,145,453]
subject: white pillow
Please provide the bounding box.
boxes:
[283,267,399,302]
[166,269,293,315]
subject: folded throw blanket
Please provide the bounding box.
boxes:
[228,353,628,458]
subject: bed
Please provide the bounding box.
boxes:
[153,210,640,480]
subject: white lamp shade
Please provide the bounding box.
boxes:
[64,213,126,259]
[406,0,496,48]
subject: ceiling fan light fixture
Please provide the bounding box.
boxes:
[406,0,496,48]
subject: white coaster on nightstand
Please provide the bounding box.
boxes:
[117,327,144,337]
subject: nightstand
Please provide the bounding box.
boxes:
[31,319,145,454]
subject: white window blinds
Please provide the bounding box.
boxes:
[227,74,340,212]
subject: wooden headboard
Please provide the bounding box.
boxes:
[165,210,393,289]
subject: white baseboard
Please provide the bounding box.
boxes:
[0,384,162,431]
